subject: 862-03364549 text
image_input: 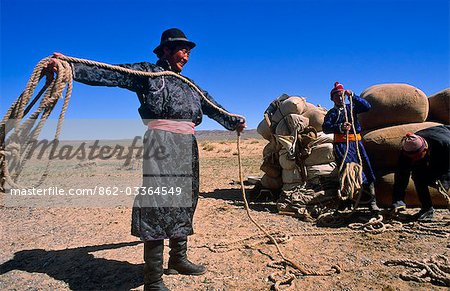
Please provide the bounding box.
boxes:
[7,186,183,196]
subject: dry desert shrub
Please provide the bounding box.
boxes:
[202,142,216,151]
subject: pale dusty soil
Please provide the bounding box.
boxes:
[1,136,449,290]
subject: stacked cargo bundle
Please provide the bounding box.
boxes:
[257,94,338,215]
[257,86,450,213]
[359,84,449,207]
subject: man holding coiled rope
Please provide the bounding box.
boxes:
[46,28,246,291]
[323,82,380,213]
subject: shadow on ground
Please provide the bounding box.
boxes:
[0,241,144,290]
[200,188,278,213]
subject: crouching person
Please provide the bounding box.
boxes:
[391,125,450,221]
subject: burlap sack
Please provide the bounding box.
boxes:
[306,163,336,180]
[362,122,442,172]
[359,84,429,130]
[261,174,282,190]
[272,97,307,123]
[303,109,326,132]
[275,114,309,136]
[257,119,272,140]
[308,132,334,147]
[260,159,281,178]
[279,149,297,170]
[427,88,450,124]
[282,168,303,184]
[303,103,327,132]
[375,173,449,208]
[304,143,335,166]
[263,141,281,158]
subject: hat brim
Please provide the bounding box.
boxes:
[153,40,196,55]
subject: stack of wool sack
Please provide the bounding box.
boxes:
[257,94,336,192]
[359,84,449,207]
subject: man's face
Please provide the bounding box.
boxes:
[332,91,344,106]
[163,44,191,72]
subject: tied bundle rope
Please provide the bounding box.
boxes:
[0,57,74,189]
[237,132,340,283]
[337,91,364,206]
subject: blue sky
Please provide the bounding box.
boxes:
[1,0,449,132]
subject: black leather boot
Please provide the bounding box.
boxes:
[144,240,169,291]
[167,237,206,275]
[366,183,381,213]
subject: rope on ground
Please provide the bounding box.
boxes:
[199,217,449,253]
[236,132,340,290]
[385,254,450,286]
[347,214,403,234]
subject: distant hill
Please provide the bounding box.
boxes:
[195,129,261,141]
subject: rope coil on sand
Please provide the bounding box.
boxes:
[385,254,450,286]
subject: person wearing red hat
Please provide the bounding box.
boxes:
[323,82,380,212]
[392,125,450,221]
[46,28,246,291]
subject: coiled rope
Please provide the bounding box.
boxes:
[237,132,340,290]
[337,91,364,203]
[385,254,450,286]
[1,56,73,189]
[0,54,245,190]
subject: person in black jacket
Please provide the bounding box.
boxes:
[48,28,245,291]
[392,125,450,221]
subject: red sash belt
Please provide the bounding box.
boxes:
[148,119,195,134]
[334,133,361,142]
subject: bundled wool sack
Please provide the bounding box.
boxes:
[271,97,307,123]
[375,173,449,208]
[282,168,303,184]
[279,149,297,170]
[263,141,282,158]
[257,119,272,140]
[362,121,442,172]
[427,88,450,124]
[308,132,334,147]
[261,174,282,190]
[260,159,281,178]
[302,103,327,132]
[359,83,428,130]
[304,143,335,166]
[275,114,309,135]
[306,163,337,180]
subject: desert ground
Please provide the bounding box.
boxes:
[0,131,449,290]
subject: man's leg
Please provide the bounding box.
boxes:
[412,178,434,221]
[167,237,206,275]
[144,240,169,291]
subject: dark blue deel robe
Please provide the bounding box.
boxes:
[71,59,242,241]
[322,94,376,185]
